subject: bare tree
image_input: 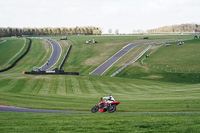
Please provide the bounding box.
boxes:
[115,29,119,35]
[108,29,112,34]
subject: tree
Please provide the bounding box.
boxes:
[0,26,102,37]
[115,29,119,35]
[108,29,112,34]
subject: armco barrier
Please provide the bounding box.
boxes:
[24,71,79,75]
[110,45,152,77]
[0,38,32,72]
[58,44,72,70]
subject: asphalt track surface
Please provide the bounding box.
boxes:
[1,106,200,114]
[0,106,89,113]
[90,42,147,75]
[40,39,62,71]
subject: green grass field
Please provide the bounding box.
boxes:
[0,35,200,132]
[0,38,25,70]
[55,35,194,75]
[116,38,200,83]
[0,38,52,73]
[144,38,200,72]
[1,112,200,133]
[0,74,200,112]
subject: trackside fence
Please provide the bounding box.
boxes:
[58,44,72,70]
[110,45,152,77]
[0,38,32,72]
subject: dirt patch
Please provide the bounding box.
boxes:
[131,62,149,72]
[84,43,118,66]
[84,53,110,66]
[115,45,148,66]
[150,45,160,50]
[32,76,50,79]
[58,40,68,48]
[42,40,51,52]
[142,75,163,79]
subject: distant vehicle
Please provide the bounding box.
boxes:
[194,35,199,39]
[164,44,171,46]
[60,37,67,40]
[143,37,149,39]
[177,42,182,45]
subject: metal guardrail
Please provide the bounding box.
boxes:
[58,44,72,70]
[110,45,152,77]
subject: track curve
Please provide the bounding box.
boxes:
[40,38,62,71]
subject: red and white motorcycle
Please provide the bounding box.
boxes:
[91,98,120,113]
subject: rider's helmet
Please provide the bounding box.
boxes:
[108,94,112,97]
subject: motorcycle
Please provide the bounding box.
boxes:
[91,98,120,113]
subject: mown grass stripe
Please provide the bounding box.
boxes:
[91,80,105,94]
[0,79,18,92]
[9,79,26,93]
[78,77,89,94]
[101,81,120,95]
[128,84,151,92]
[70,76,82,94]
[95,81,113,94]
[49,76,58,94]
[65,76,73,94]
[38,78,51,95]
[117,83,140,94]
[106,82,129,94]
[0,79,11,91]
[20,77,34,93]
[57,76,66,95]
[83,78,98,94]
[31,78,45,94]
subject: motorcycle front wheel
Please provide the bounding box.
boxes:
[91,105,99,113]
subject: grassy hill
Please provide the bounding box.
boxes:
[0,38,25,70]
[144,39,200,72]
[116,38,200,83]
[1,35,199,112]
[0,38,52,73]
[0,74,200,112]
[51,35,194,75]
[0,35,200,132]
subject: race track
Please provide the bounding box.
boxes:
[0,106,89,113]
[40,39,62,71]
[90,42,147,75]
[1,106,200,114]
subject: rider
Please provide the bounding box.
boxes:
[101,95,115,104]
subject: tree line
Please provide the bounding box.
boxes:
[147,24,200,33]
[0,26,102,37]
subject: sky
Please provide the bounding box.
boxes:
[0,0,200,34]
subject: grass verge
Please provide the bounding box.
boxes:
[0,112,200,132]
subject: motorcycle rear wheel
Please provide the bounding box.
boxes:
[108,105,116,113]
[91,106,99,113]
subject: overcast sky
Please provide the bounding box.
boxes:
[0,0,200,33]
